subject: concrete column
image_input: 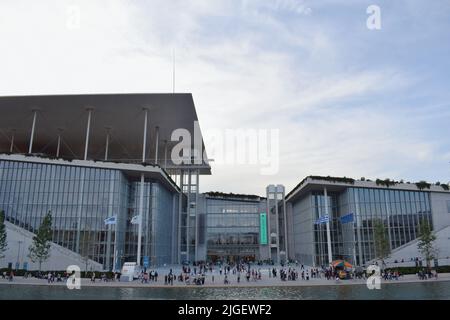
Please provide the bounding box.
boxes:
[137,173,145,265]
[163,140,169,170]
[194,170,199,262]
[9,130,15,153]
[282,193,288,261]
[136,108,148,265]
[186,169,191,261]
[84,108,93,160]
[324,187,333,265]
[142,108,148,163]
[178,170,184,263]
[154,126,159,164]
[275,198,280,264]
[56,130,62,158]
[265,189,272,262]
[28,110,38,154]
[104,127,111,161]
[106,172,115,270]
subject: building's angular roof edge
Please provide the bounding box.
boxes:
[286,175,450,201]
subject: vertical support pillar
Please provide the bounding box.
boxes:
[28,110,38,154]
[265,188,272,262]
[186,169,191,262]
[106,172,115,270]
[324,187,333,265]
[282,193,288,261]
[137,173,144,265]
[164,140,168,169]
[56,129,62,158]
[194,170,199,262]
[178,170,184,264]
[9,130,15,153]
[84,108,93,160]
[275,197,280,264]
[142,108,148,163]
[136,108,148,265]
[104,127,111,161]
[154,126,159,164]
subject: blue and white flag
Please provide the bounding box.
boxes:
[130,215,141,225]
[315,215,329,225]
[104,215,117,225]
[340,213,354,224]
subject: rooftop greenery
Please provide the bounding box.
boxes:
[205,191,263,200]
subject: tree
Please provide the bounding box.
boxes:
[0,210,7,259]
[28,211,53,271]
[417,219,437,269]
[373,218,390,267]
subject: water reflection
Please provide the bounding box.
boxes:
[0,282,449,300]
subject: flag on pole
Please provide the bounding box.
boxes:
[315,215,329,225]
[104,215,117,225]
[131,215,140,225]
[340,213,354,224]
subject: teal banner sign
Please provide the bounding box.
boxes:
[260,213,268,245]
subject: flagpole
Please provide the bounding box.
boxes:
[113,223,117,272]
[324,187,333,266]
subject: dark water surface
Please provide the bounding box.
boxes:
[1,281,449,300]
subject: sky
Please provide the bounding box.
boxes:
[0,0,450,196]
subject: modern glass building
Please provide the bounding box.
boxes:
[196,192,268,263]
[0,93,211,270]
[0,159,180,269]
[285,176,450,267]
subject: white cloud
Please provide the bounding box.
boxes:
[0,0,448,195]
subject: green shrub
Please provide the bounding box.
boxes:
[384,265,450,275]
[416,181,431,190]
[376,178,396,188]
[0,268,116,278]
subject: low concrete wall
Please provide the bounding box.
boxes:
[383,226,450,267]
[1,222,103,271]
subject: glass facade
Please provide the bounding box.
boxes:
[205,198,260,263]
[0,160,178,269]
[312,191,340,268]
[127,181,177,266]
[310,187,433,266]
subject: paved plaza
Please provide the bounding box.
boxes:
[1,265,449,289]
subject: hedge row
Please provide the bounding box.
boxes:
[0,269,118,278]
[384,265,450,275]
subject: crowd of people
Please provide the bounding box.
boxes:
[0,258,445,286]
[417,268,438,280]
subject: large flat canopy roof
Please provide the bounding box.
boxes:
[0,93,210,174]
